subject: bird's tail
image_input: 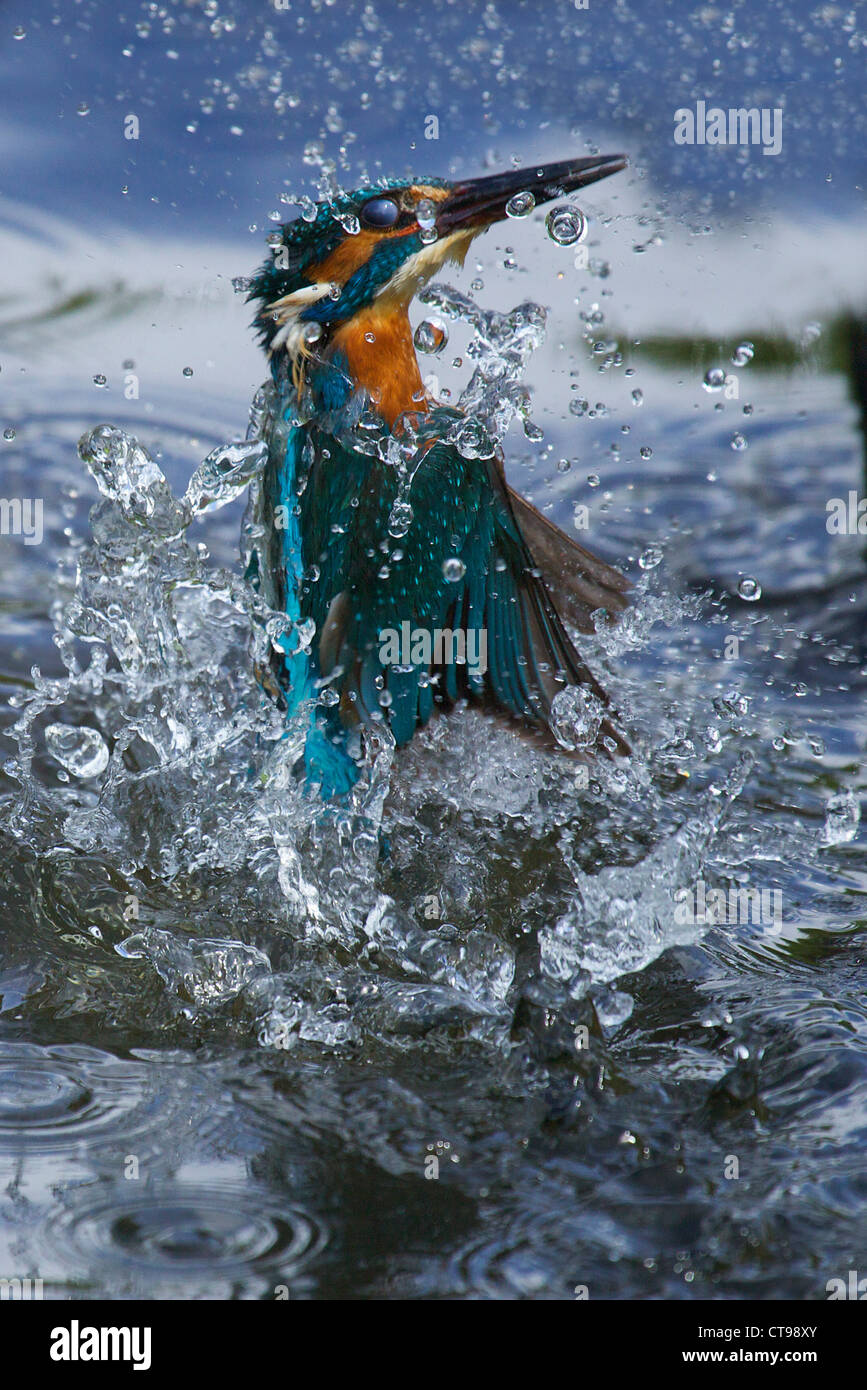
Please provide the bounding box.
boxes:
[481,477,631,755]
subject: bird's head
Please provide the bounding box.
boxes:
[248,154,626,414]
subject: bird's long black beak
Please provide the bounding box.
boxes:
[436,154,627,235]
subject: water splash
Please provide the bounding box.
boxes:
[419,283,547,440]
[1,284,823,1059]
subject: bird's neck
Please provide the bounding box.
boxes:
[329,304,425,427]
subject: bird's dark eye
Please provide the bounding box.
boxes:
[360,197,400,228]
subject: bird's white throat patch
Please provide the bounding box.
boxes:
[266,281,337,356]
[375,228,475,309]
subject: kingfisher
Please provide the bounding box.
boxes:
[245,155,630,798]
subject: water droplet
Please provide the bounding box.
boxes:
[364,331,376,344]
[303,323,322,345]
[703,366,727,391]
[231,276,251,295]
[3,427,16,441]
[451,418,495,460]
[505,191,535,218]
[568,398,589,417]
[76,102,90,117]
[336,211,360,235]
[821,790,860,847]
[387,501,413,538]
[731,341,755,367]
[586,473,600,487]
[357,411,385,436]
[413,319,448,354]
[730,432,747,451]
[45,724,109,779]
[714,690,751,719]
[442,557,466,583]
[415,197,437,231]
[639,545,663,570]
[12,25,26,40]
[556,458,571,473]
[545,204,586,246]
[631,388,644,406]
[419,225,438,245]
[181,437,268,515]
[639,445,652,459]
[550,686,604,751]
[92,374,107,387]
[737,577,761,601]
[182,366,193,378]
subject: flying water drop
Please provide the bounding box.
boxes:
[506,191,535,218]
[45,724,110,779]
[416,197,437,231]
[639,545,663,570]
[703,367,727,392]
[387,501,414,539]
[413,319,448,354]
[183,440,268,514]
[545,205,586,246]
[451,418,495,460]
[821,791,861,847]
[737,577,762,601]
[336,212,360,236]
[79,424,188,535]
[550,686,604,751]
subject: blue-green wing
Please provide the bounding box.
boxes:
[253,420,628,792]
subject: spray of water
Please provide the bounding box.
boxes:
[0,287,781,1053]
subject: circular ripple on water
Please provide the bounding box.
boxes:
[46,1185,327,1295]
[0,1044,155,1150]
[443,1232,560,1299]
